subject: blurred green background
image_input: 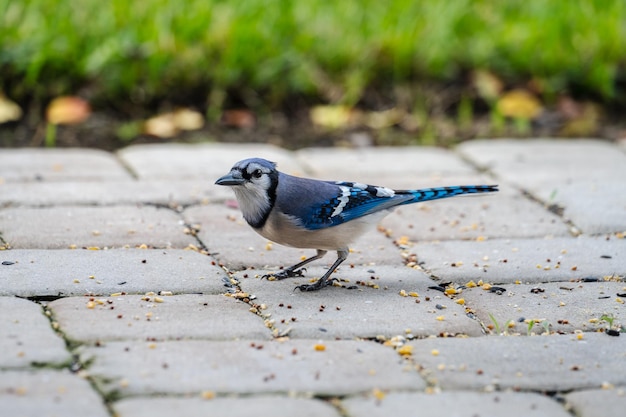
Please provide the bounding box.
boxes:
[1,0,625,148]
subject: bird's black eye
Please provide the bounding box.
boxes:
[252,169,263,178]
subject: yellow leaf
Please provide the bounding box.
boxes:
[496,89,542,119]
[310,105,360,129]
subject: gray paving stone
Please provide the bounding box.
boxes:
[49,294,269,344]
[458,139,626,186]
[461,281,626,335]
[113,396,342,417]
[295,147,477,181]
[0,148,131,182]
[343,391,571,417]
[185,204,402,271]
[80,339,425,397]
[533,180,626,235]
[564,387,626,417]
[0,369,109,417]
[118,143,305,180]
[406,332,626,391]
[236,265,483,339]
[0,297,70,367]
[0,180,227,207]
[0,249,227,297]
[0,205,194,249]
[1,141,624,412]
[380,187,571,242]
[412,236,626,284]
[458,139,626,235]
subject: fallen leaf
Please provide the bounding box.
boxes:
[173,108,204,131]
[364,107,405,129]
[559,102,600,136]
[496,89,542,119]
[472,70,503,102]
[46,96,91,125]
[310,105,361,129]
[0,94,22,123]
[221,109,256,129]
[143,113,178,138]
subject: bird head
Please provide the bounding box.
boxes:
[216,158,277,188]
[215,158,279,227]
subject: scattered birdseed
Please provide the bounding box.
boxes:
[372,388,386,400]
[201,391,215,400]
[397,345,413,356]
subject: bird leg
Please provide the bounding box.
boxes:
[262,250,327,280]
[295,249,348,292]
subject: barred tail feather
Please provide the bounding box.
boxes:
[403,185,498,204]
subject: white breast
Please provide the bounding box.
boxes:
[255,209,390,251]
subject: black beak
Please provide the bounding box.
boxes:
[215,171,245,186]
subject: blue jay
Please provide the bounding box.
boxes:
[216,158,498,291]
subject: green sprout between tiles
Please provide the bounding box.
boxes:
[600,313,624,334]
[527,318,551,335]
[601,314,615,328]
[488,313,514,336]
[487,316,553,336]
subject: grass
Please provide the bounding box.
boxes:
[1,0,625,149]
[2,0,625,109]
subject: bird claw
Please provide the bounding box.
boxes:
[262,268,306,281]
[294,277,337,292]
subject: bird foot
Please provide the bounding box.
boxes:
[262,268,306,280]
[294,277,337,292]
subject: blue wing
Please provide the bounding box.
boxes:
[276,173,498,231]
[299,181,413,230]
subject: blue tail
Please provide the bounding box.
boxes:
[401,185,498,205]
